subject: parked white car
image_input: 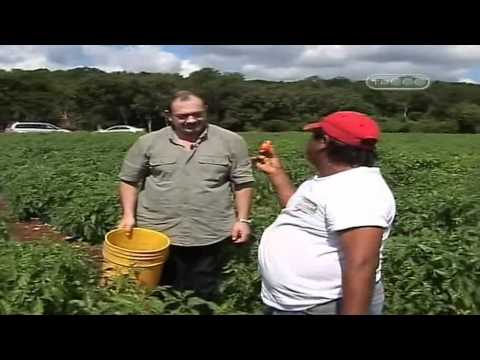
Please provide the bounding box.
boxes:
[94,125,145,133]
[5,122,71,133]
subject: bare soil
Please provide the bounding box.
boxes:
[0,195,103,262]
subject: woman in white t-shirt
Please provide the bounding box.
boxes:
[255,111,396,315]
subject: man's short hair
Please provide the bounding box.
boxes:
[168,91,205,112]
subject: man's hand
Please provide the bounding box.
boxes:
[118,215,136,236]
[231,221,251,244]
[119,181,139,237]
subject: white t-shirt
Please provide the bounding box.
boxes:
[258,167,396,311]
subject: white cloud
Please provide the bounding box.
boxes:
[0,45,57,69]
[0,45,480,83]
[0,45,184,73]
[76,45,183,73]
[188,45,480,82]
[459,78,479,84]
[179,59,201,77]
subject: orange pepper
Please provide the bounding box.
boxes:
[259,140,273,157]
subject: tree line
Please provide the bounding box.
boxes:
[1,67,480,133]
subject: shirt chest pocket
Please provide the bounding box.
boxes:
[197,155,231,185]
[148,157,177,182]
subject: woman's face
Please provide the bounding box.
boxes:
[306,132,327,166]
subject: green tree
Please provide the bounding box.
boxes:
[449,102,480,133]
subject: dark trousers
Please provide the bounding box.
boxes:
[160,239,228,301]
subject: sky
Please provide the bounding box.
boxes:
[0,45,479,83]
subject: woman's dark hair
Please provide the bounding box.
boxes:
[314,131,378,167]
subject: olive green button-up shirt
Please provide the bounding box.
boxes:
[119,124,255,246]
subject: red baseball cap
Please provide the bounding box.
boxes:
[303,111,380,150]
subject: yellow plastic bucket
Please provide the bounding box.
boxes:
[102,227,170,288]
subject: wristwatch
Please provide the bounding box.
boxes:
[239,218,252,224]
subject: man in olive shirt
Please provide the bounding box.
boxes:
[118,91,255,300]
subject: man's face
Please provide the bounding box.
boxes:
[169,97,207,138]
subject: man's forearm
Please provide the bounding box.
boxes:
[119,181,139,218]
[234,186,254,220]
[268,170,296,208]
[341,263,377,315]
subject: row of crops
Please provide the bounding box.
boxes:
[0,132,479,314]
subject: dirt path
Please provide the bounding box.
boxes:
[0,195,103,262]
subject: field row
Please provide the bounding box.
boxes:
[0,132,479,314]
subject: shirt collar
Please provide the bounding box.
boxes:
[168,125,209,146]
